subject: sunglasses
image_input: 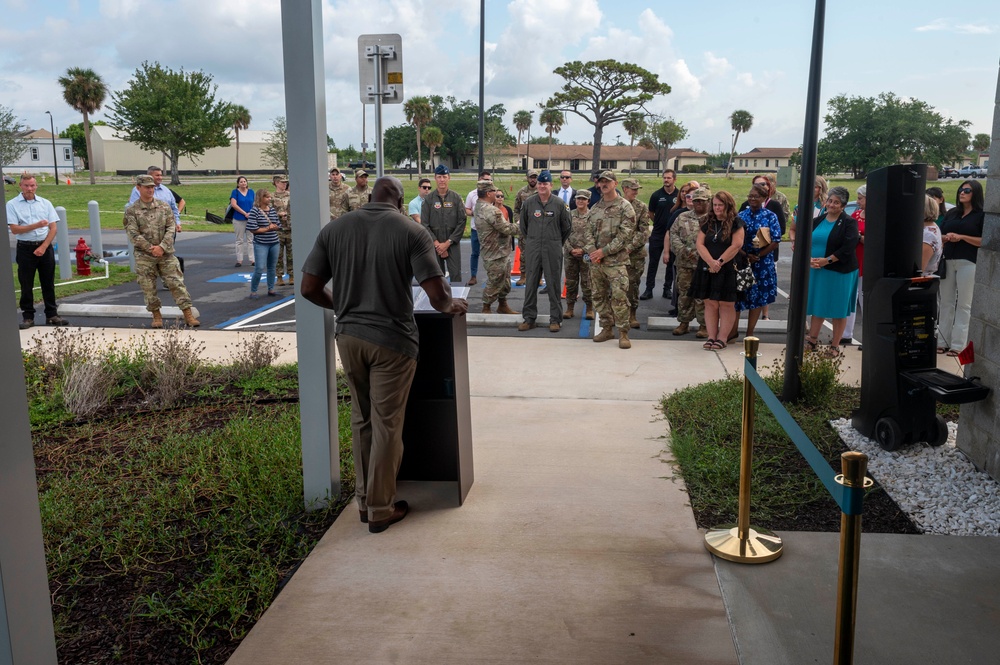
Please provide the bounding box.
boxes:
[959,187,973,194]
[559,175,571,179]
[684,194,694,200]
[420,185,431,190]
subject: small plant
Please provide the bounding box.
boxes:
[762,347,842,407]
[142,327,207,409]
[62,359,119,418]
[225,332,287,378]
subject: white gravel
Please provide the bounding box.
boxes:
[831,418,1000,536]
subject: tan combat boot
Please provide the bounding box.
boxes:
[287,274,294,286]
[481,303,492,314]
[564,302,575,319]
[629,308,640,329]
[497,300,517,315]
[151,310,163,329]
[182,308,200,327]
[673,322,689,336]
[276,276,286,286]
[619,330,632,349]
[593,326,615,343]
[584,304,594,321]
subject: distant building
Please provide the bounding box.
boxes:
[2,129,75,180]
[89,125,277,174]
[731,147,798,172]
[469,143,708,173]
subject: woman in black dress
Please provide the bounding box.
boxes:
[690,191,745,350]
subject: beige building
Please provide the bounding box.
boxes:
[731,147,798,172]
[475,143,708,173]
[89,125,277,173]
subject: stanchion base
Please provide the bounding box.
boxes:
[704,525,783,563]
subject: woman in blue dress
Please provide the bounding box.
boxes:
[806,186,860,357]
[731,183,781,340]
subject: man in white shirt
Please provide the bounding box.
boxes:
[556,170,576,207]
[464,170,492,285]
[6,174,69,328]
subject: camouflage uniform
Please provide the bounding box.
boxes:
[584,196,636,330]
[348,184,372,210]
[272,189,292,281]
[772,190,791,232]
[513,183,537,282]
[626,198,651,312]
[476,200,519,306]
[670,210,707,326]
[564,208,593,309]
[329,182,354,220]
[123,198,193,312]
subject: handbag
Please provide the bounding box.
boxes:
[735,255,756,293]
[224,204,235,222]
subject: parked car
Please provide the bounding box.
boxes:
[2,174,15,185]
[957,165,988,178]
[347,160,375,170]
[938,167,959,179]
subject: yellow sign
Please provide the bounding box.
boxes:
[387,72,403,84]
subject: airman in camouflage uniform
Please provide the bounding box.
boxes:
[512,169,539,285]
[329,168,354,220]
[123,175,198,328]
[348,168,372,209]
[622,178,651,329]
[584,171,637,349]
[475,182,520,314]
[564,190,594,320]
[272,174,293,286]
[670,187,710,337]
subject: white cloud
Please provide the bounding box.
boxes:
[915,18,996,34]
[703,52,733,78]
[737,72,754,87]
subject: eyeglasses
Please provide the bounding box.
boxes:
[684,194,694,200]
[959,187,973,194]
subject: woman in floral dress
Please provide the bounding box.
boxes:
[731,183,781,340]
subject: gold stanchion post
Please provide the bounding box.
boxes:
[833,451,868,664]
[704,337,783,563]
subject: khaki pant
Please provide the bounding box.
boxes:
[482,255,512,306]
[336,334,418,522]
[276,230,293,278]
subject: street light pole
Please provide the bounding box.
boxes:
[526,110,534,170]
[45,111,58,185]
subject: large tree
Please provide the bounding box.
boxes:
[622,112,647,173]
[403,95,432,175]
[229,104,252,175]
[538,107,564,163]
[106,61,233,184]
[383,123,418,167]
[422,126,443,170]
[818,92,971,178]
[424,97,509,168]
[513,110,533,167]
[0,104,30,168]
[58,67,108,185]
[726,109,753,178]
[543,59,671,168]
[262,116,287,172]
[639,115,687,172]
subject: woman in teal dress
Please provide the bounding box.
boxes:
[806,186,859,357]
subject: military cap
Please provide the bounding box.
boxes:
[434,164,450,175]
[274,174,289,183]
[574,190,591,200]
[477,180,498,194]
[537,170,553,183]
[136,174,155,186]
[691,187,712,201]
[354,168,369,178]
[596,170,617,182]
[329,167,341,174]
[621,178,641,189]
[526,169,539,178]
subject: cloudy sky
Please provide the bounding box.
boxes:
[2,0,997,158]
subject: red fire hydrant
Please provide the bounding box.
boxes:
[75,238,92,276]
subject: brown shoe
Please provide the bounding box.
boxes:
[517,321,536,331]
[275,277,286,286]
[619,330,632,349]
[564,303,575,319]
[695,327,709,339]
[46,315,69,326]
[584,307,594,321]
[151,310,163,329]
[287,275,294,286]
[466,276,478,286]
[515,277,526,286]
[497,300,517,315]
[593,327,615,343]
[182,308,200,327]
[549,322,561,332]
[672,322,689,336]
[368,501,409,533]
[481,303,492,314]
[629,310,640,329]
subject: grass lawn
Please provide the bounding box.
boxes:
[14,262,135,303]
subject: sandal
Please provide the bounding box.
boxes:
[711,339,727,350]
[946,349,960,358]
[937,347,949,355]
[804,335,818,351]
[825,345,842,358]
[703,339,716,350]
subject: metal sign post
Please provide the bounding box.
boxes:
[358,34,403,178]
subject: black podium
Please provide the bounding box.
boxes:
[399,311,474,504]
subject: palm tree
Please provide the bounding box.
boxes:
[57,67,108,185]
[727,109,754,178]
[539,108,564,164]
[623,112,647,174]
[404,95,433,176]
[230,105,252,175]
[423,126,444,170]
[513,110,533,168]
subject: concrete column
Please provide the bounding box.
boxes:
[956,65,1000,479]
[280,0,339,508]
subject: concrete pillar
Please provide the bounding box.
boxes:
[956,66,1000,479]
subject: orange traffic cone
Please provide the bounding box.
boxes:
[511,246,521,276]
[561,281,567,298]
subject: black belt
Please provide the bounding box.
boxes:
[17,240,45,246]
